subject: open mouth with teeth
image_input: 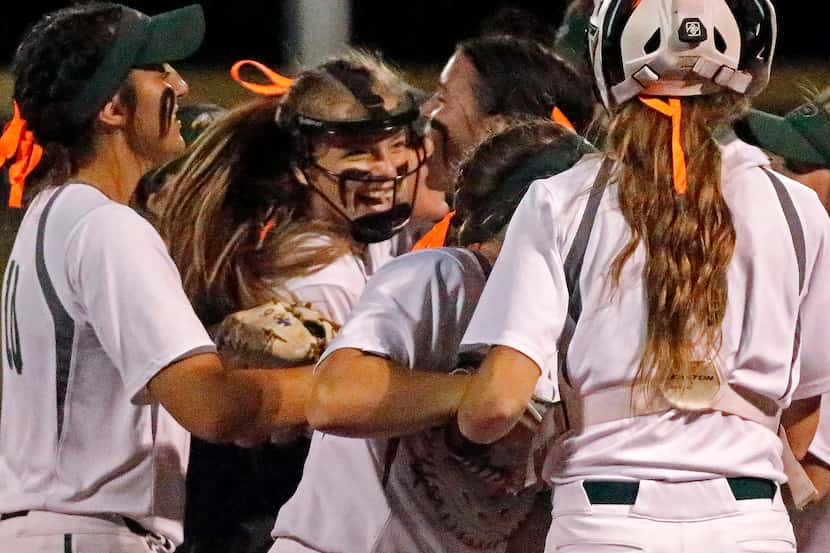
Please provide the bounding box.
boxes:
[352,185,395,215]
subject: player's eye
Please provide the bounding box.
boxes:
[343,148,372,159]
[339,168,372,181]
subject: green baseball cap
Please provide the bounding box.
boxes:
[68,4,206,125]
[740,92,830,167]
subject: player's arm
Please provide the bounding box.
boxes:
[456,345,541,445]
[306,347,472,439]
[782,396,822,460]
[783,393,830,501]
[148,353,313,443]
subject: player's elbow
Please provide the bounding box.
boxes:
[149,354,260,444]
[306,377,379,436]
[457,396,526,445]
[306,379,346,433]
[306,349,387,436]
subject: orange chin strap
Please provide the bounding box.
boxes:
[412,210,456,251]
[639,97,688,195]
[551,107,576,132]
[0,101,43,208]
[230,59,294,96]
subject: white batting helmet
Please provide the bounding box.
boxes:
[588,0,777,108]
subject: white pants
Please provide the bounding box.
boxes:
[547,479,796,553]
[0,511,172,553]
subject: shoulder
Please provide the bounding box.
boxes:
[722,141,828,224]
[527,153,604,210]
[280,250,369,325]
[365,247,485,301]
[44,184,165,253]
[375,247,481,281]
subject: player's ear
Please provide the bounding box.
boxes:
[97,91,131,129]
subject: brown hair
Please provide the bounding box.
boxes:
[452,117,573,245]
[12,3,125,197]
[606,92,748,402]
[161,51,415,326]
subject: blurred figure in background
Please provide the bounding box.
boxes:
[737,87,830,212]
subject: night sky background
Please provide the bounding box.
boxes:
[0,1,827,66]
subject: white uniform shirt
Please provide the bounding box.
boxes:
[278,230,415,326]
[0,184,215,544]
[462,140,830,484]
[271,248,489,553]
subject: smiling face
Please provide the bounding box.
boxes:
[123,63,190,167]
[421,51,491,191]
[306,128,420,223]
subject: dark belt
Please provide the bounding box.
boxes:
[0,510,28,521]
[582,477,777,505]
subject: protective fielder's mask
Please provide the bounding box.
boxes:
[286,74,428,244]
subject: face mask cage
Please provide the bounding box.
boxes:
[294,107,429,243]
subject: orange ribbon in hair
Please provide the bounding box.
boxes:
[551,107,576,132]
[412,210,456,251]
[230,59,294,96]
[639,97,688,195]
[0,102,43,208]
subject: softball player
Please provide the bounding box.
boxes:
[270,119,593,553]
[0,4,320,552]
[162,52,429,328]
[159,53,431,553]
[458,1,830,551]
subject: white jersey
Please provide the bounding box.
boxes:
[0,184,215,545]
[279,230,414,325]
[271,248,492,553]
[462,139,830,484]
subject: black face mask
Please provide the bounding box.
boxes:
[300,137,428,243]
[286,63,429,243]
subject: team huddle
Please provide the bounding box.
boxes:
[2,1,830,553]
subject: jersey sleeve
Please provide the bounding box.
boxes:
[461,182,569,401]
[67,206,215,403]
[794,201,830,400]
[319,250,484,372]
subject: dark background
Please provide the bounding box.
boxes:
[1,1,828,66]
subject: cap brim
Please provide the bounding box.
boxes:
[742,109,827,166]
[136,4,205,65]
